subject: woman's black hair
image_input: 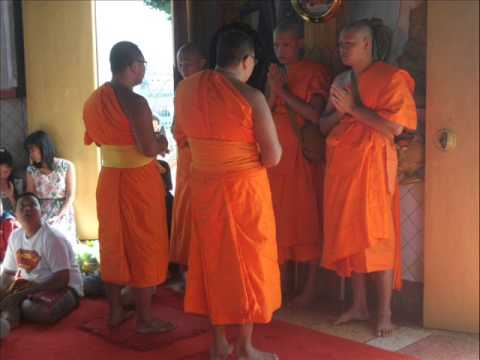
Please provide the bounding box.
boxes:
[0,147,14,183]
[24,130,56,170]
[0,148,13,168]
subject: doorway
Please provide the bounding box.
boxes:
[95,0,177,185]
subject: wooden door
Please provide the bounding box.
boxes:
[424,1,479,332]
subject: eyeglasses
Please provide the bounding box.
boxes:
[136,59,147,65]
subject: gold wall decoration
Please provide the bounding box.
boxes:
[291,0,342,23]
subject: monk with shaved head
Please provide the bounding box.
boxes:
[318,19,417,336]
[176,42,206,79]
[267,21,331,306]
[170,43,206,276]
[83,41,172,333]
[175,30,281,360]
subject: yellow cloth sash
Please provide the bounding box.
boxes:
[100,145,154,169]
[189,139,261,173]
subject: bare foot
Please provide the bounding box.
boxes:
[210,343,233,360]
[333,307,370,326]
[376,313,395,337]
[237,347,279,360]
[120,287,135,309]
[108,309,134,328]
[288,289,316,309]
[136,318,175,334]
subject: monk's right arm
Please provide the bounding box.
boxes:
[318,96,343,135]
[172,114,188,149]
[251,91,282,168]
[130,97,169,157]
[317,74,348,134]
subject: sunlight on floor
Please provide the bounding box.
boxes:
[274,299,479,360]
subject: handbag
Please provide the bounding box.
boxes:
[285,103,326,163]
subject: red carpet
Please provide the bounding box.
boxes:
[79,306,210,351]
[1,287,418,360]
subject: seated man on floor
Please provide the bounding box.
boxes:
[0,192,83,332]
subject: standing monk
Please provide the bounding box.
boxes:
[318,19,417,336]
[175,30,282,360]
[83,41,172,333]
[170,42,206,271]
[267,22,331,306]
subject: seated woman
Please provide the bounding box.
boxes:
[0,200,17,263]
[0,193,83,333]
[0,149,18,263]
[24,131,77,247]
[0,148,18,216]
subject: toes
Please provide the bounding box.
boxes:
[376,328,393,337]
[108,310,134,328]
[137,320,175,334]
[209,345,233,360]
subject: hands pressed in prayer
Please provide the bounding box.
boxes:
[267,64,288,97]
[330,85,356,115]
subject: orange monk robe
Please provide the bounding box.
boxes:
[268,59,331,263]
[174,70,281,325]
[322,62,417,290]
[83,83,169,288]
[170,122,192,266]
[311,161,325,251]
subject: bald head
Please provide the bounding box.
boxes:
[274,21,304,39]
[216,30,255,68]
[341,22,373,44]
[273,22,304,65]
[176,42,206,78]
[110,41,144,75]
[338,27,372,67]
[177,42,204,59]
[340,18,392,63]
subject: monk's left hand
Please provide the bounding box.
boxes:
[331,85,356,114]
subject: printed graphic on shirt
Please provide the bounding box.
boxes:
[15,249,41,273]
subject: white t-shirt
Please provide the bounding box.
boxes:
[2,223,83,297]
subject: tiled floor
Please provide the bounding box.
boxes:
[275,300,479,360]
[81,241,477,360]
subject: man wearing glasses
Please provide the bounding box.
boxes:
[83,41,172,334]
